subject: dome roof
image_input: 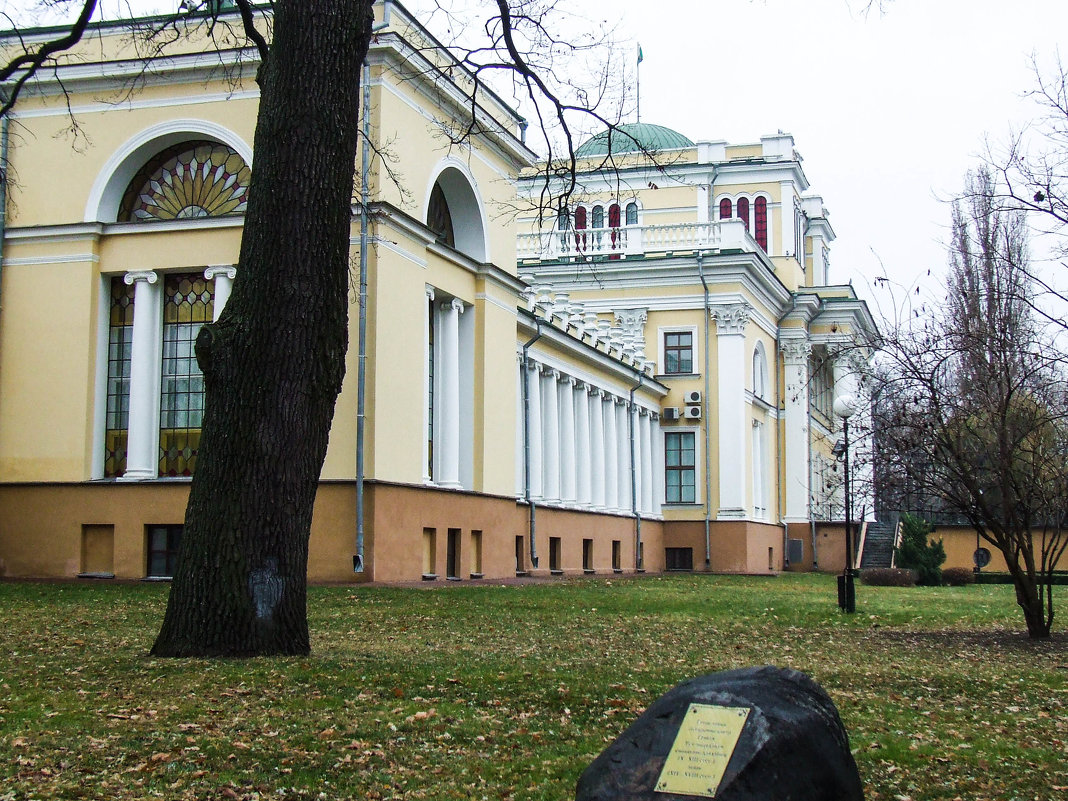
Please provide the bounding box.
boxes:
[574,122,695,157]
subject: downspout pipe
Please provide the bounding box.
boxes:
[629,373,644,571]
[521,321,543,569]
[697,251,713,567]
[354,9,394,574]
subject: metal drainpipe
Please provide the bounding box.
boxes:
[521,321,543,569]
[697,251,713,567]
[629,373,644,571]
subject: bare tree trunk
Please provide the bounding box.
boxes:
[152,0,374,657]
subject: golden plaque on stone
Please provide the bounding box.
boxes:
[654,703,751,798]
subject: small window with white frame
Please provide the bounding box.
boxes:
[659,326,698,375]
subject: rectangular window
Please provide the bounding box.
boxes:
[446,528,461,579]
[612,539,622,571]
[159,274,214,477]
[515,535,526,574]
[470,530,483,577]
[582,538,594,572]
[146,524,182,578]
[665,431,697,503]
[549,536,562,573]
[665,547,694,571]
[663,331,693,374]
[423,528,437,577]
[104,278,135,477]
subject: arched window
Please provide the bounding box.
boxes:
[574,206,587,252]
[755,196,768,251]
[719,198,732,220]
[428,182,455,248]
[592,205,604,229]
[752,342,768,401]
[608,203,621,250]
[737,197,750,229]
[625,202,638,226]
[557,208,569,230]
[118,141,250,222]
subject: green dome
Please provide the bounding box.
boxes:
[574,122,694,157]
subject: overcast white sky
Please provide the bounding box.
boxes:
[6,0,1068,312]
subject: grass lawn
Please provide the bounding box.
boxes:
[2,573,1065,800]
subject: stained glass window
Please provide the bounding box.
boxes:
[719,198,732,220]
[104,278,135,477]
[591,205,604,228]
[159,274,214,477]
[737,197,750,229]
[755,196,768,251]
[119,141,251,223]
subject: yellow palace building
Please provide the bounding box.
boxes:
[0,2,873,584]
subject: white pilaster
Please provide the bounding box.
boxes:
[204,265,236,321]
[423,286,435,483]
[652,416,664,514]
[712,304,751,518]
[590,389,607,509]
[559,375,578,504]
[781,335,812,521]
[437,298,464,488]
[640,410,654,514]
[604,393,619,511]
[576,382,592,506]
[616,398,630,512]
[527,362,544,500]
[122,270,161,480]
[542,369,561,503]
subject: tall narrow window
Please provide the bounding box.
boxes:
[146,524,183,578]
[755,196,768,251]
[608,203,621,251]
[104,278,135,477]
[428,182,455,247]
[574,205,587,252]
[719,198,732,220]
[665,431,696,503]
[663,331,693,374]
[159,274,214,477]
[625,202,638,226]
[592,205,604,249]
[737,197,750,230]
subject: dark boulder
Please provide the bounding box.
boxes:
[575,665,862,800]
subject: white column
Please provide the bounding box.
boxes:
[781,336,812,521]
[616,398,630,512]
[712,304,751,518]
[651,415,664,514]
[437,298,463,488]
[630,405,642,514]
[604,393,619,511]
[423,287,435,483]
[526,362,544,500]
[576,382,592,506]
[542,369,561,503]
[590,389,607,509]
[640,410,654,514]
[559,375,578,504]
[122,270,161,480]
[515,354,524,497]
[204,265,236,321]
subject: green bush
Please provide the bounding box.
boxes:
[942,566,976,586]
[860,567,917,587]
[895,513,946,586]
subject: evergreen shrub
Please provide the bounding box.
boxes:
[895,513,946,586]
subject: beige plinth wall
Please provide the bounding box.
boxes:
[661,520,783,574]
[0,481,665,583]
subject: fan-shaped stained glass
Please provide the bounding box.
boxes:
[119,141,251,222]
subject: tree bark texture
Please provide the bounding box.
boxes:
[152,0,374,656]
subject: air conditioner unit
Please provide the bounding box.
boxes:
[684,406,702,419]
[662,406,681,421]
[684,390,702,405]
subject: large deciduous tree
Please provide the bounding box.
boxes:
[874,167,1068,638]
[2,0,634,656]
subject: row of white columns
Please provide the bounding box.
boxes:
[521,359,663,516]
[119,265,235,480]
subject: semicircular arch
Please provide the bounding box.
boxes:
[423,159,489,263]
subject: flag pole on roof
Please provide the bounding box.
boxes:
[636,43,643,123]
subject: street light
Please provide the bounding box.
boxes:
[833,393,857,613]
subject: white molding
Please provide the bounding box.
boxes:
[656,324,699,376]
[2,253,99,267]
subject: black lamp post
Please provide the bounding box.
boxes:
[833,394,857,613]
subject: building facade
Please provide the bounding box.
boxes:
[0,2,871,583]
